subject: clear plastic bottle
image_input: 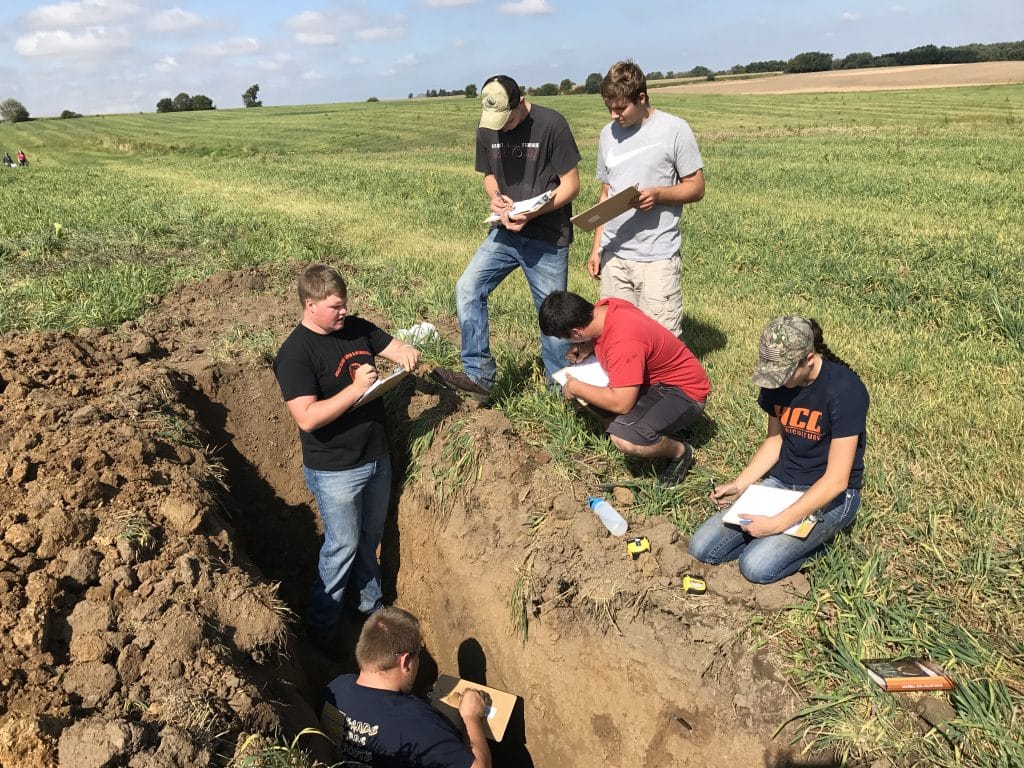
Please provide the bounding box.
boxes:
[587,496,628,536]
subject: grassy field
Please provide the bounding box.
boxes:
[2,85,1022,765]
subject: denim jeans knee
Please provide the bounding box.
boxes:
[457,229,569,385]
[303,457,391,632]
[689,477,860,584]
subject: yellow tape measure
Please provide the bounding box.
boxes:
[626,536,650,559]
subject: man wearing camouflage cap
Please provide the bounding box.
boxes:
[432,75,580,402]
[689,316,869,584]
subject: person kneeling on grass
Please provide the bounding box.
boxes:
[689,316,869,584]
[538,290,710,487]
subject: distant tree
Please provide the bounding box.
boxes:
[156,97,175,113]
[559,78,573,94]
[465,83,477,98]
[0,98,30,123]
[191,94,215,110]
[408,93,414,99]
[242,84,262,108]
[839,52,874,69]
[584,72,602,94]
[786,51,834,73]
[689,65,712,78]
[744,59,787,73]
[172,92,193,112]
[59,109,82,119]
[646,70,664,80]
[366,96,379,102]
[530,82,558,96]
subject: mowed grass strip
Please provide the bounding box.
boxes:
[2,84,1022,765]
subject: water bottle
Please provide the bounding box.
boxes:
[587,496,628,536]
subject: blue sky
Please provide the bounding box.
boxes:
[1,0,1020,117]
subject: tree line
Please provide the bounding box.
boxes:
[416,38,1024,98]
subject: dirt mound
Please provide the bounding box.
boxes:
[1,267,819,767]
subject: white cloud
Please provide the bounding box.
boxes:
[147,8,202,33]
[396,52,419,66]
[357,25,405,41]
[154,55,177,72]
[26,0,140,28]
[286,10,328,29]
[453,39,465,48]
[840,11,863,21]
[499,0,552,15]
[302,70,325,80]
[192,37,259,57]
[296,32,336,45]
[15,26,128,56]
[424,0,476,6]
[347,56,367,65]
[890,4,906,12]
[259,52,293,71]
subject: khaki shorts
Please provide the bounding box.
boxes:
[599,253,683,337]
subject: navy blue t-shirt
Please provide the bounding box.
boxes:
[758,359,868,489]
[321,675,474,768]
[273,317,392,471]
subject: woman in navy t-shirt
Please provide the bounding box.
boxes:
[689,316,868,583]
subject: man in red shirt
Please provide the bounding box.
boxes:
[538,291,710,486]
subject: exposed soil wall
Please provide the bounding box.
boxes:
[1,268,820,767]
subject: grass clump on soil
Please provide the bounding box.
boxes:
[4,83,1022,766]
[232,729,333,768]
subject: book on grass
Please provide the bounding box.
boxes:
[351,367,409,409]
[721,482,817,538]
[484,190,554,223]
[571,185,640,231]
[861,658,955,692]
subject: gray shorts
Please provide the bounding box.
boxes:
[606,384,705,447]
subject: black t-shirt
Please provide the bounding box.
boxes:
[273,317,392,471]
[475,103,581,247]
[758,359,869,489]
[322,675,474,768]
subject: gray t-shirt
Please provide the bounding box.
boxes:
[596,109,703,262]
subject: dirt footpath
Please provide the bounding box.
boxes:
[0,268,823,768]
[660,61,1024,95]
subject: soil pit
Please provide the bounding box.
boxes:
[1,268,827,768]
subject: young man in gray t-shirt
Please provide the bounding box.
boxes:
[587,61,705,337]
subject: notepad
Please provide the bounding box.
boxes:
[721,483,816,538]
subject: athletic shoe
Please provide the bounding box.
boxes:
[657,442,694,487]
[429,367,491,402]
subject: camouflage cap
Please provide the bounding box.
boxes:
[752,316,813,388]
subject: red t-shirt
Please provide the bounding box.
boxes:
[594,298,711,402]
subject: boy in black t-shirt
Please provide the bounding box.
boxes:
[431,75,581,402]
[274,265,420,645]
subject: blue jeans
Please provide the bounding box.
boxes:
[688,476,860,584]
[456,227,571,387]
[303,457,391,633]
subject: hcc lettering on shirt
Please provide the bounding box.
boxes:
[774,405,823,441]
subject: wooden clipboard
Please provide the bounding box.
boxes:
[428,674,517,742]
[571,185,640,231]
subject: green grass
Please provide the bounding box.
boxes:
[2,84,1023,765]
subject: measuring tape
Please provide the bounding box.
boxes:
[626,536,650,559]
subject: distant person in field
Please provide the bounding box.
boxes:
[16,150,27,167]
[320,607,491,768]
[538,290,710,487]
[689,316,869,583]
[2,152,12,167]
[431,74,580,402]
[273,264,420,650]
[587,60,705,337]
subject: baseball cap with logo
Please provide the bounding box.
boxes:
[752,316,814,388]
[479,75,522,130]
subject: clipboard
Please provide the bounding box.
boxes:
[570,184,640,231]
[428,674,517,742]
[721,483,816,538]
[351,368,409,409]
